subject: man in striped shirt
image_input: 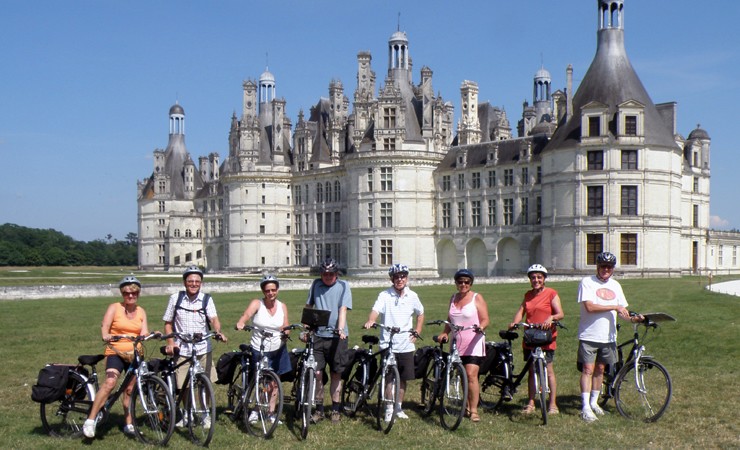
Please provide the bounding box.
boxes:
[363,263,425,420]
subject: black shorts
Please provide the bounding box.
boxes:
[394,351,415,381]
[313,336,350,375]
[105,355,131,373]
[461,355,485,366]
[523,348,555,364]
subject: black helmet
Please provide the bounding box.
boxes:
[183,265,204,280]
[119,275,141,289]
[260,274,279,290]
[454,268,475,284]
[596,252,617,267]
[320,258,339,274]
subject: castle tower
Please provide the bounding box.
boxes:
[259,68,276,109]
[458,80,481,145]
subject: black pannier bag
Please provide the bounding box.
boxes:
[215,351,241,385]
[31,364,70,403]
[413,346,434,379]
[523,328,553,347]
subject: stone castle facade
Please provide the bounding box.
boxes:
[137,0,740,277]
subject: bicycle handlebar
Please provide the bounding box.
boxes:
[160,331,223,343]
[426,319,485,336]
[512,320,566,331]
[363,323,422,340]
[107,332,162,343]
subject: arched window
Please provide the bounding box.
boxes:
[334,180,341,201]
[325,182,332,203]
[174,229,181,238]
[316,183,323,202]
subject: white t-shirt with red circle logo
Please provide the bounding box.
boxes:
[577,275,628,343]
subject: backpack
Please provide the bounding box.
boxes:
[173,291,212,332]
[215,351,242,385]
[31,365,70,403]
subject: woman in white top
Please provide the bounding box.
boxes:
[236,275,291,422]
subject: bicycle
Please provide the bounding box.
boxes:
[598,312,675,422]
[419,320,478,431]
[228,324,286,439]
[39,332,175,445]
[479,321,566,425]
[156,331,220,446]
[341,323,411,433]
[283,322,321,440]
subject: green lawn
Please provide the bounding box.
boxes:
[1,275,738,449]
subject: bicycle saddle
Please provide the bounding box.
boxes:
[499,330,519,341]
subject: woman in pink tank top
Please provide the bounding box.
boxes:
[437,269,489,422]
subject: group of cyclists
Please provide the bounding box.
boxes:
[83,250,641,439]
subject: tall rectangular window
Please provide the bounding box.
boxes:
[334,212,340,234]
[586,234,604,265]
[383,107,396,128]
[621,233,638,265]
[295,243,302,265]
[442,175,451,191]
[472,172,481,189]
[536,196,542,224]
[380,239,393,265]
[325,213,331,233]
[521,197,529,224]
[487,199,497,226]
[367,240,373,265]
[621,186,638,215]
[368,203,374,228]
[588,186,604,216]
[718,246,724,266]
[693,204,699,227]
[380,167,393,191]
[471,200,481,227]
[367,168,374,191]
[457,173,465,190]
[503,198,514,225]
[442,202,451,228]
[380,202,393,227]
[621,150,638,169]
[588,116,601,136]
[504,169,514,186]
[316,213,323,233]
[295,216,301,235]
[587,151,604,170]
[158,201,165,213]
[521,167,529,185]
[457,202,466,227]
[693,176,699,193]
[488,170,496,188]
[536,166,542,184]
[625,115,637,136]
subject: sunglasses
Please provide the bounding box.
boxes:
[392,274,407,280]
[456,279,472,285]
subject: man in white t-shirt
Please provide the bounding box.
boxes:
[363,263,424,420]
[577,252,642,422]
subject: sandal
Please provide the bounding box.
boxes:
[469,411,480,422]
[548,407,560,415]
[521,404,536,415]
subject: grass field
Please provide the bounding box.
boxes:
[1,272,738,449]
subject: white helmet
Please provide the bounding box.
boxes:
[527,264,548,278]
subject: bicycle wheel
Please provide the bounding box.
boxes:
[40,371,94,438]
[440,362,467,431]
[342,361,367,417]
[299,368,314,440]
[534,358,548,425]
[130,375,175,446]
[374,364,400,434]
[244,370,283,439]
[227,365,246,417]
[614,359,672,422]
[419,359,438,417]
[186,373,216,446]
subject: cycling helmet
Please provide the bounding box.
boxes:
[119,275,141,288]
[183,265,204,280]
[596,252,617,267]
[320,258,340,274]
[527,264,548,278]
[453,268,475,284]
[388,263,410,277]
[260,274,279,290]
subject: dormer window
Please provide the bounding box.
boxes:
[625,115,637,136]
[588,116,601,137]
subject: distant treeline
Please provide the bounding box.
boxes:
[0,223,137,266]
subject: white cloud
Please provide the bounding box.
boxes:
[710,215,731,229]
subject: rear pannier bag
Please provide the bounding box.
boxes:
[215,351,241,385]
[414,346,434,379]
[31,364,70,403]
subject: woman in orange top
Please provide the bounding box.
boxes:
[83,276,149,439]
[509,264,564,415]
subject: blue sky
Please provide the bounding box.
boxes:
[1,0,738,242]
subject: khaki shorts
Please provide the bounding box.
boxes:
[175,352,216,389]
[577,340,617,365]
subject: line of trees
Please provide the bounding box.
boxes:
[0,223,137,266]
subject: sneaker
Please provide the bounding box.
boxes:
[82,419,96,438]
[202,416,211,430]
[122,424,136,436]
[310,411,324,424]
[591,404,606,416]
[581,409,598,423]
[269,414,283,425]
[395,409,409,419]
[248,411,259,424]
[384,407,393,422]
[175,417,189,428]
[331,411,341,424]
